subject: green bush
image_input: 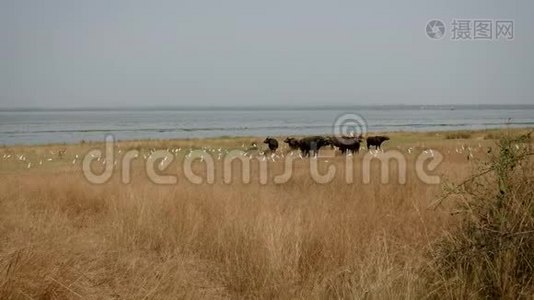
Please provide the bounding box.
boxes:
[430,132,533,298]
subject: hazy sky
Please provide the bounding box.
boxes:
[1,0,532,108]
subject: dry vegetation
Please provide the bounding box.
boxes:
[0,129,532,299]
[445,131,472,140]
[429,133,534,298]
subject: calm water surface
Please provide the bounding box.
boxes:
[1,106,533,145]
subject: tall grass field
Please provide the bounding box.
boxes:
[0,128,532,299]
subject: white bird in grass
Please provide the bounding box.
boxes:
[27,162,31,169]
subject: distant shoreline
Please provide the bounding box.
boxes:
[2,127,532,148]
[2,104,534,112]
[2,107,532,146]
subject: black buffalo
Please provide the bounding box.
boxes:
[283,137,300,150]
[297,136,331,157]
[263,137,279,152]
[366,136,390,150]
[329,135,363,154]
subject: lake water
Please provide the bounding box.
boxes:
[1,105,533,145]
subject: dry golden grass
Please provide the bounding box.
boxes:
[429,133,534,298]
[0,128,532,299]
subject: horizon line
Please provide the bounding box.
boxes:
[2,104,534,112]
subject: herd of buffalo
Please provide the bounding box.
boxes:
[263,135,390,157]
